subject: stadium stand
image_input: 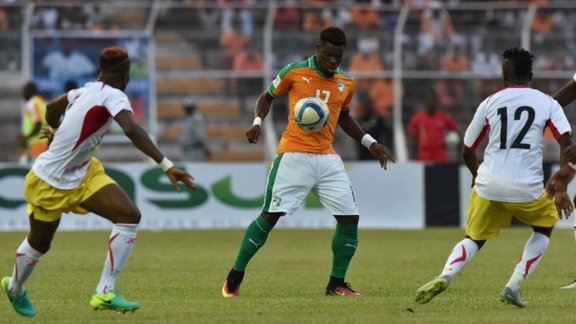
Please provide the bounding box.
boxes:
[1,1,576,163]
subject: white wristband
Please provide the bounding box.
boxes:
[569,162,576,172]
[253,116,262,126]
[361,134,377,149]
[159,157,174,172]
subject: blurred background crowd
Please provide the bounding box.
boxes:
[1,0,575,164]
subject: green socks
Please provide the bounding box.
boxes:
[232,215,274,271]
[331,223,358,279]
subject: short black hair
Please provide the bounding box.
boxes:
[502,47,533,80]
[320,26,346,47]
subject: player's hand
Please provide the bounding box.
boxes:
[246,125,261,144]
[545,165,575,218]
[39,126,54,147]
[165,167,198,192]
[369,143,396,169]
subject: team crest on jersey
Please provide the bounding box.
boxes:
[337,79,345,92]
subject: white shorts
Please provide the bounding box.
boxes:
[262,152,359,216]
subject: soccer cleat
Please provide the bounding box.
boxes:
[90,290,140,313]
[500,287,527,308]
[222,269,244,298]
[560,279,576,289]
[415,276,449,304]
[1,276,36,317]
[325,282,361,297]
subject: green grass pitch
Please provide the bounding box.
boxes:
[1,227,576,323]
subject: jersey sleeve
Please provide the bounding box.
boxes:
[341,79,356,111]
[463,99,488,151]
[104,89,133,117]
[267,63,294,97]
[547,100,572,140]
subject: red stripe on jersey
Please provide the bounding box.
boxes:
[545,120,570,141]
[468,119,490,152]
[72,106,110,151]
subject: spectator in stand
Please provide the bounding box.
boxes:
[417,1,458,56]
[348,37,384,91]
[180,96,210,161]
[233,49,264,112]
[471,46,500,75]
[369,79,397,118]
[302,9,323,33]
[274,0,300,29]
[219,14,251,70]
[321,2,352,29]
[349,0,379,30]
[355,92,393,160]
[408,88,459,163]
[440,46,470,72]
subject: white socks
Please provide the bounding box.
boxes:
[10,238,43,296]
[440,238,479,280]
[96,223,138,294]
[506,232,549,292]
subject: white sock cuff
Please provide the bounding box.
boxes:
[112,223,139,236]
[461,238,479,254]
[19,237,43,259]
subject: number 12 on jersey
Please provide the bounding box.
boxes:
[497,106,535,150]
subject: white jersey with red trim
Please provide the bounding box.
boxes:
[32,81,133,189]
[463,86,571,202]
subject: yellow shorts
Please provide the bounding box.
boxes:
[24,158,116,222]
[465,189,559,240]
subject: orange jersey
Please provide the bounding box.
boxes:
[268,56,356,154]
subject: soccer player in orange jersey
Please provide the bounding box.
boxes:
[221,26,394,298]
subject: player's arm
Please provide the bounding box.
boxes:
[114,110,197,192]
[338,109,395,169]
[45,93,69,129]
[553,78,576,107]
[462,145,478,186]
[246,91,275,144]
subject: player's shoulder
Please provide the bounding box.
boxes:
[277,58,309,78]
[335,67,354,81]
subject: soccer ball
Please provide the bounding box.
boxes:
[293,96,329,132]
[444,131,460,147]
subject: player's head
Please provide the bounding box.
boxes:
[316,26,346,77]
[98,47,131,91]
[22,81,38,100]
[501,47,533,86]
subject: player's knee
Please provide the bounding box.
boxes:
[335,215,359,225]
[533,226,553,237]
[465,235,486,249]
[115,205,141,224]
[28,237,52,254]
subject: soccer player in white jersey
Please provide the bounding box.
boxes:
[414,48,573,308]
[1,47,197,317]
[544,68,576,289]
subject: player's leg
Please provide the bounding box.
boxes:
[313,154,360,296]
[2,213,60,318]
[325,215,360,296]
[222,153,315,297]
[501,195,558,307]
[222,211,283,297]
[79,182,140,312]
[415,190,508,304]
